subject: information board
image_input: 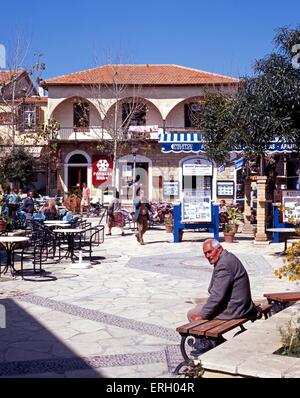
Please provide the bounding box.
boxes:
[216,180,235,197]
[282,190,300,223]
[181,190,211,222]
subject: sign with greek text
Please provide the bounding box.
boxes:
[92,156,113,186]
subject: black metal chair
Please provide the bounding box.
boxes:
[13,235,47,279]
[73,225,105,262]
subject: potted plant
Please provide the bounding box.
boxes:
[226,206,243,233]
[164,213,174,233]
[223,223,235,243]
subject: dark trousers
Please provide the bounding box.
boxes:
[136,215,148,243]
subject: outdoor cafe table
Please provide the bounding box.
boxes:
[44,221,70,225]
[266,228,296,252]
[0,236,29,275]
[43,222,71,229]
[53,229,84,263]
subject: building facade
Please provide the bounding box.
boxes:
[0,70,49,193]
[41,64,240,205]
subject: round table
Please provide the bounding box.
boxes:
[44,222,71,229]
[0,237,29,275]
[54,229,84,263]
[44,221,70,225]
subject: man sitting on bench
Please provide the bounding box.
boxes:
[187,239,259,356]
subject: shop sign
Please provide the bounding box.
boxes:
[183,158,213,176]
[92,156,113,186]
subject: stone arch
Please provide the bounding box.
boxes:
[63,150,92,194]
[50,96,102,126]
[165,95,205,126]
[104,96,164,126]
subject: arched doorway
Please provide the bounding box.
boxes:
[116,154,152,202]
[64,151,92,193]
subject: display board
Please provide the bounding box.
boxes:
[282,190,300,222]
[216,180,235,197]
[163,181,179,197]
[181,189,211,222]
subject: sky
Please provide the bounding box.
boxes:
[0,0,300,80]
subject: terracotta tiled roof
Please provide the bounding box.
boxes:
[0,70,25,85]
[42,64,239,87]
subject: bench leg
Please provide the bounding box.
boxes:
[267,299,288,315]
[233,324,247,337]
[174,334,224,375]
[173,335,198,376]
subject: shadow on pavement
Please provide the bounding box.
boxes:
[0,298,103,378]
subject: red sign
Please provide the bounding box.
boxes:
[92,156,113,186]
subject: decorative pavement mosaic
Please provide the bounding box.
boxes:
[0,294,182,377]
[0,245,287,378]
[126,252,273,279]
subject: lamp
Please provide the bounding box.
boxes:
[132,147,138,203]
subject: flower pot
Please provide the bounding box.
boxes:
[231,224,238,234]
[223,231,235,243]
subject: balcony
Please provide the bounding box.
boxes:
[54,127,103,141]
[51,126,202,141]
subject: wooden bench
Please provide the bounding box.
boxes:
[264,292,300,313]
[174,302,272,374]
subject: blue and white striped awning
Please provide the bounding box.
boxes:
[158,132,206,153]
[158,132,296,154]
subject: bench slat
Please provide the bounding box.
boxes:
[264,292,300,303]
[189,320,228,336]
[259,303,273,314]
[176,320,209,334]
[205,318,248,337]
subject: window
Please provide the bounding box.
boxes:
[19,104,38,131]
[122,103,146,126]
[184,102,202,128]
[73,102,90,128]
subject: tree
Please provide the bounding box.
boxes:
[86,63,150,187]
[0,35,45,150]
[200,26,300,171]
[0,146,37,188]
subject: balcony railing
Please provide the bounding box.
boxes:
[51,126,202,141]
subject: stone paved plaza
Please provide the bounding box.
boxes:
[0,221,298,378]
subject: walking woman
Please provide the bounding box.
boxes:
[106,191,125,236]
[133,191,152,245]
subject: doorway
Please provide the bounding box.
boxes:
[119,162,149,200]
[68,167,87,190]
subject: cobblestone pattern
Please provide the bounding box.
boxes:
[15,295,179,342]
[126,252,273,279]
[0,351,167,376]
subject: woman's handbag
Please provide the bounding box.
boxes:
[140,204,148,216]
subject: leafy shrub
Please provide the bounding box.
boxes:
[275,241,300,281]
[279,316,300,358]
